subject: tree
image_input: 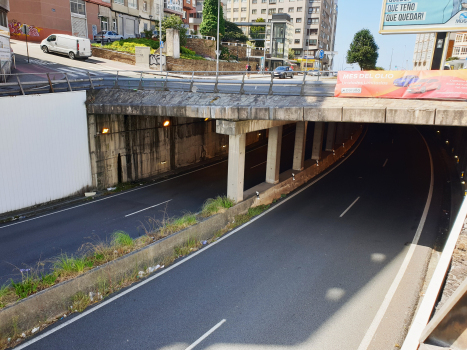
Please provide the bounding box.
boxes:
[346,29,379,70]
[288,48,295,59]
[200,0,225,37]
[223,21,248,42]
[250,18,265,48]
[162,14,188,46]
[447,56,460,61]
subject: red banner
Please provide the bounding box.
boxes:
[335,70,467,100]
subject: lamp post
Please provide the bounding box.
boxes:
[138,15,142,37]
[159,0,163,73]
[149,15,153,33]
[216,0,220,76]
[98,14,104,44]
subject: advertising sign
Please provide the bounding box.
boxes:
[380,0,467,34]
[335,70,467,100]
[0,34,10,61]
[166,0,182,13]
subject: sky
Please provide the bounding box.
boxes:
[333,0,416,71]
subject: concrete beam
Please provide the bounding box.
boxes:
[216,119,290,135]
[343,107,386,123]
[325,122,336,151]
[293,122,308,171]
[266,126,283,184]
[312,122,325,160]
[227,134,246,203]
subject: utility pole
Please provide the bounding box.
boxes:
[159,0,163,73]
[389,48,394,70]
[263,0,269,73]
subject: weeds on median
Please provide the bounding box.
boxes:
[201,196,234,217]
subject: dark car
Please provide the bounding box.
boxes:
[273,66,294,79]
[393,75,419,87]
[407,79,441,94]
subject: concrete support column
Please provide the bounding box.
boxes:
[335,123,345,146]
[266,126,283,184]
[227,133,246,203]
[325,122,336,151]
[344,123,352,140]
[311,122,325,160]
[293,121,308,171]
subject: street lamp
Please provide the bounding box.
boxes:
[149,15,153,33]
[216,0,220,76]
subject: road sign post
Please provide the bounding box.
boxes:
[22,24,30,63]
[317,49,324,81]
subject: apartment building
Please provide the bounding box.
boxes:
[452,32,467,59]
[188,0,227,33]
[0,0,11,73]
[225,0,337,64]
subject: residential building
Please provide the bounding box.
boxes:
[452,32,467,59]
[412,33,436,70]
[8,0,112,41]
[188,0,227,33]
[0,0,11,74]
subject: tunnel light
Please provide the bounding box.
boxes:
[258,133,262,136]
[461,171,464,179]
[437,130,440,133]
[255,191,260,199]
[461,181,465,185]
[161,161,167,164]
[204,118,210,121]
[455,155,458,159]
[222,145,227,148]
[163,120,170,127]
[316,160,319,167]
[101,128,110,134]
[292,173,295,181]
[446,140,449,145]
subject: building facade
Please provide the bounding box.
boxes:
[0,0,11,75]
[452,32,467,59]
[225,0,337,65]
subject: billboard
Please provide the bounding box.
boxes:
[380,0,467,34]
[335,70,467,100]
[0,28,10,62]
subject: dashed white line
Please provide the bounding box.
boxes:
[251,161,267,169]
[339,197,360,218]
[124,199,172,217]
[185,319,226,350]
[383,159,388,167]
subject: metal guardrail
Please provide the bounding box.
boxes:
[0,70,337,97]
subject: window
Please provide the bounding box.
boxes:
[289,18,292,21]
[227,8,231,11]
[112,18,118,31]
[143,1,147,11]
[307,18,319,24]
[268,8,276,14]
[297,6,302,11]
[100,16,109,30]
[252,0,257,3]
[241,7,246,11]
[278,7,283,12]
[294,49,301,55]
[0,11,7,27]
[306,39,317,46]
[295,28,301,33]
[233,8,239,12]
[270,0,277,3]
[288,7,294,12]
[114,0,124,4]
[241,17,246,20]
[462,47,467,54]
[454,47,461,55]
[296,18,301,22]
[307,28,317,35]
[128,0,137,8]
[294,39,300,44]
[308,6,319,13]
[252,9,257,13]
[233,17,238,21]
[144,23,148,30]
[70,0,86,15]
[261,8,266,13]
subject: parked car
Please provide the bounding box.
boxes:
[40,34,92,60]
[407,79,441,94]
[93,31,123,43]
[393,75,419,87]
[273,66,294,79]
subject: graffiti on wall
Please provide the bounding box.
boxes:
[9,20,42,37]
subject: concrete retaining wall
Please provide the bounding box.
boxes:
[0,92,92,215]
[88,115,264,189]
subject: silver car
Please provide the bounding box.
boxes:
[94,31,123,44]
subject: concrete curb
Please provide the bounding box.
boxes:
[0,127,361,340]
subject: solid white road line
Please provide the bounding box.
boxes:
[16,126,367,350]
[251,161,267,169]
[124,200,172,217]
[0,139,272,230]
[357,130,434,350]
[185,319,226,350]
[383,159,388,167]
[339,197,360,218]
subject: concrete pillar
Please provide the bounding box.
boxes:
[325,122,336,151]
[293,121,308,171]
[266,126,283,184]
[227,134,246,203]
[311,122,325,160]
[335,123,345,146]
[166,28,180,58]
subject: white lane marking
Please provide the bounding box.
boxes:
[185,319,226,350]
[251,161,267,169]
[0,138,276,230]
[124,200,172,217]
[339,197,360,218]
[357,129,434,350]
[15,128,367,350]
[383,159,388,167]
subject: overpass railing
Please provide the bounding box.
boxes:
[0,70,337,97]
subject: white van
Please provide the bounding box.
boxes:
[40,34,92,60]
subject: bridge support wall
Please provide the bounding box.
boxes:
[325,122,336,151]
[227,134,246,203]
[312,122,325,160]
[293,121,308,171]
[266,126,283,184]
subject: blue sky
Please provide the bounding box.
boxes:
[333,0,416,70]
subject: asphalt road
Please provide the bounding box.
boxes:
[0,125,314,285]
[18,125,450,350]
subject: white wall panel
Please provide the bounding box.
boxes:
[0,91,92,214]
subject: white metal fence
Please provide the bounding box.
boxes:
[0,91,92,214]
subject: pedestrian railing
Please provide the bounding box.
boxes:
[0,70,338,97]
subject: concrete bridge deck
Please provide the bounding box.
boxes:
[87,89,467,126]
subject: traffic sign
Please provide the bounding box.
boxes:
[304,55,307,59]
[160,40,164,49]
[21,24,29,35]
[319,49,324,60]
